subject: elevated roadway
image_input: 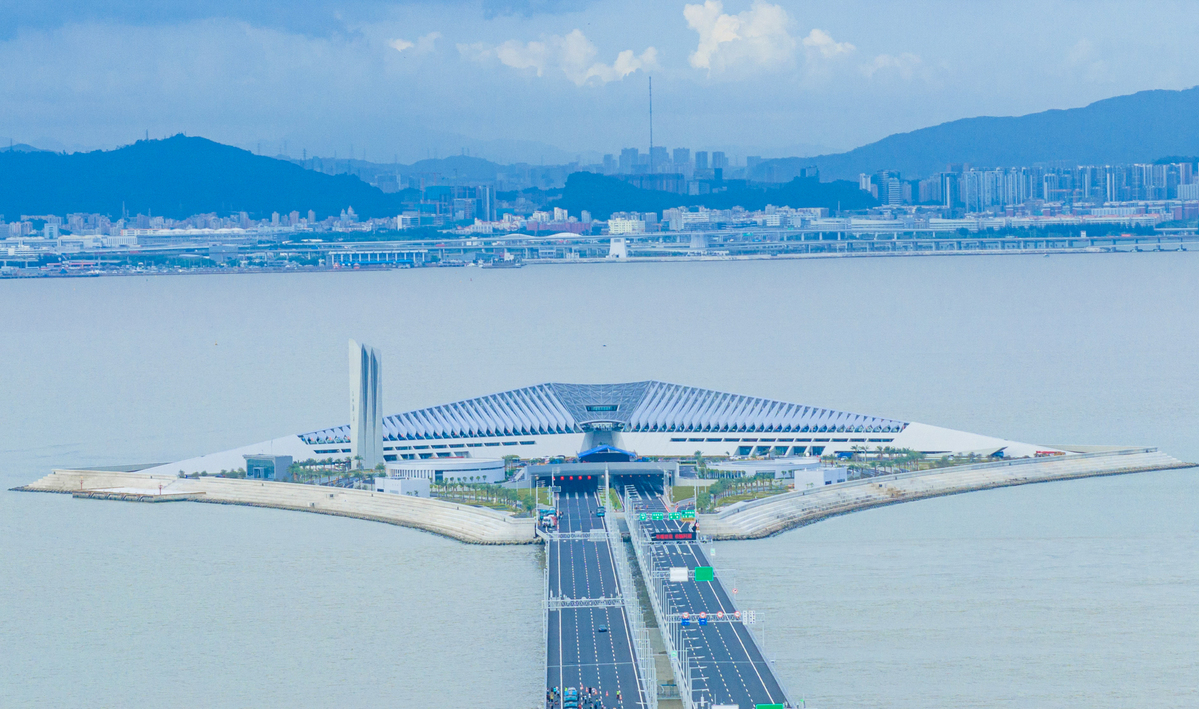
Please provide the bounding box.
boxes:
[546,488,651,708]
[626,480,791,709]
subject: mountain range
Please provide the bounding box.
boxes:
[0,136,409,220]
[5,86,1199,221]
[754,86,1199,181]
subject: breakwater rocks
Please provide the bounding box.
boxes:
[16,469,536,545]
[698,448,1193,540]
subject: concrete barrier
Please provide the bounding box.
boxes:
[15,469,537,545]
[698,448,1194,540]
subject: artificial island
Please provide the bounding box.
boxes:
[16,341,1191,709]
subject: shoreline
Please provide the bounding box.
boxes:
[3,243,1193,280]
[14,448,1193,544]
[14,469,538,545]
[698,448,1194,539]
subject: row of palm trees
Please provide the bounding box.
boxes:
[695,474,790,511]
[834,446,998,478]
[430,481,534,515]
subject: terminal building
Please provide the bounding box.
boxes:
[145,379,1063,478]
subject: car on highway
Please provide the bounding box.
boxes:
[563,686,579,708]
[595,506,605,517]
[597,624,608,633]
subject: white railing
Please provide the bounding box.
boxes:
[628,485,800,709]
[606,511,657,709]
[626,490,696,709]
[543,544,549,695]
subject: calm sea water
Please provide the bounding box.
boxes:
[3,253,1198,707]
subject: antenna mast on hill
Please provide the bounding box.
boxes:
[648,76,654,173]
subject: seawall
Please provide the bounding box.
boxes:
[698,448,1193,540]
[15,469,537,545]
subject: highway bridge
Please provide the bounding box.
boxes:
[546,484,654,708]
[625,480,792,709]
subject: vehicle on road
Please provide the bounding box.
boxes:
[597,624,608,633]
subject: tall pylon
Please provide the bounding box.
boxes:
[348,340,383,470]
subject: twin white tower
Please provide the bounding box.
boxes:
[349,340,383,470]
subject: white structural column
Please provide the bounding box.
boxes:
[349,339,383,470]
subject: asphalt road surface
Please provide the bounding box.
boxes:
[626,480,789,709]
[546,489,647,709]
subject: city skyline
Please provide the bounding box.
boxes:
[4,1,1199,162]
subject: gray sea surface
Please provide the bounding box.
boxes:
[2,254,1197,707]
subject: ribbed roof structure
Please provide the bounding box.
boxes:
[299,382,907,444]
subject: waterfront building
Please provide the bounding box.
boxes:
[373,477,430,497]
[383,457,506,483]
[243,454,293,481]
[607,218,645,235]
[145,381,1064,477]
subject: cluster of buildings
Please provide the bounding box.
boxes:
[863,161,1199,214]
[8,152,1199,272]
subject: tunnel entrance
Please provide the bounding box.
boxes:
[526,461,679,493]
[555,474,601,492]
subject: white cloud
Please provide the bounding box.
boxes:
[467,29,656,86]
[1066,39,1108,82]
[683,0,797,72]
[861,52,922,80]
[389,31,440,55]
[802,28,854,59]
[456,41,492,63]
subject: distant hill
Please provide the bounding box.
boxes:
[0,135,405,220]
[553,172,875,220]
[295,153,507,183]
[753,86,1199,181]
[2,143,47,153]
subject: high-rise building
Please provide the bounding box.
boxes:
[602,154,616,174]
[672,148,691,169]
[349,340,383,470]
[619,148,640,174]
[475,185,495,221]
[712,151,728,170]
[695,151,709,170]
[649,146,669,172]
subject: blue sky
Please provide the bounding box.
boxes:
[3,0,1198,163]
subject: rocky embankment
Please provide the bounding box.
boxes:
[16,469,536,544]
[698,448,1192,539]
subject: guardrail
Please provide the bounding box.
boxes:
[626,486,696,709]
[605,511,657,709]
[628,485,797,709]
[543,542,549,698]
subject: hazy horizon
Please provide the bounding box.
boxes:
[4,1,1199,164]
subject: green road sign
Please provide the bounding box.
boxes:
[651,512,664,520]
[755,704,785,709]
[694,566,714,582]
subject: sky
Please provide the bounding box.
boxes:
[3,0,1199,164]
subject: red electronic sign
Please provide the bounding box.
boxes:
[653,532,697,541]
